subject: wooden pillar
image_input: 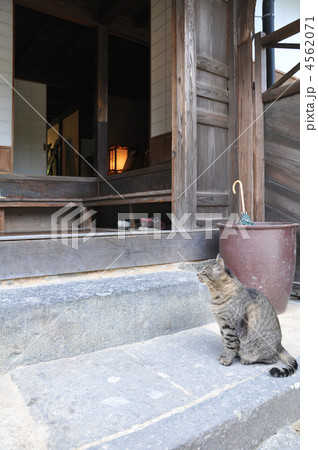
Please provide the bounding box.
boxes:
[96,25,108,178]
[253,32,266,221]
[0,208,4,231]
[235,0,256,219]
[171,0,197,230]
[228,0,239,215]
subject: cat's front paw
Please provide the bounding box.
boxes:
[218,354,232,366]
[240,358,251,365]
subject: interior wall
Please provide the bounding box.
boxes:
[0,0,13,148]
[108,95,148,150]
[151,0,172,138]
[62,110,79,177]
[13,79,46,175]
[0,0,13,174]
[47,123,60,175]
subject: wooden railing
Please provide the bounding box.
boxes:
[255,19,300,104]
[252,19,300,222]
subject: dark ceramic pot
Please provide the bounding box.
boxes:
[218,222,299,314]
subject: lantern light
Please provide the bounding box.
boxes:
[108,145,128,175]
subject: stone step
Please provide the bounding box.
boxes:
[1,321,300,449]
[256,422,300,449]
[0,268,212,372]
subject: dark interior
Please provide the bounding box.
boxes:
[14,1,150,176]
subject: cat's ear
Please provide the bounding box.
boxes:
[215,254,224,270]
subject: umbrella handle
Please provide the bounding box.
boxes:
[232,180,246,213]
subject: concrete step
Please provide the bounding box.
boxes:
[256,422,300,449]
[0,267,212,372]
[1,303,300,450]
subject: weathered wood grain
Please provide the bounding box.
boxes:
[197,192,229,207]
[197,110,229,129]
[84,190,171,207]
[253,32,266,221]
[264,94,300,282]
[261,19,300,47]
[263,80,300,103]
[196,82,229,104]
[100,163,171,196]
[171,0,197,229]
[227,0,239,215]
[236,0,255,218]
[0,175,98,198]
[0,229,219,280]
[196,56,228,78]
[267,63,300,92]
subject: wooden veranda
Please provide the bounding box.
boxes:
[0,0,300,280]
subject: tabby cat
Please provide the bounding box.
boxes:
[197,255,298,377]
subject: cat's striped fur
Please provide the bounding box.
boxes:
[197,255,298,377]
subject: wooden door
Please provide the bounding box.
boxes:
[172,0,235,229]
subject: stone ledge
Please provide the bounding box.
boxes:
[0,270,212,372]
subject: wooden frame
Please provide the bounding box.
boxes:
[171,0,197,230]
[253,32,266,221]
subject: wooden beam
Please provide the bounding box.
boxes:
[253,32,266,221]
[15,0,98,27]
[267,63,300,91]
[196,82,229,103]
[0,229,219,280]
[16,16,50,66]
[98,0,135,26]
[263,80,300,103]
[15,68,79,90]
[53,29,92,70]
[171,0,197,230]
[261,19,300,47]
[84,190,172,207]
[96,25,108,177]
[197,192,230,207]
[197,110,229,129]
[108,16,150,46]
[268,43,300,49]
[196,55,228,78]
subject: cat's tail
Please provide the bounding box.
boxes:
[269,346,298,378]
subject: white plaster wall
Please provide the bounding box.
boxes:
[255,0,300,73]
[151,0,172,137]
[0,0,13,147]
[13,80,47,175]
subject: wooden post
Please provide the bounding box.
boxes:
[0,208,5,231]
[96,25,108,178]
[171,0,197,230]
[228,0,239,215]
[253,32,266,221]
[236,0,256,219]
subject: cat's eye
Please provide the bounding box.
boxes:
[201,270,206,275]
